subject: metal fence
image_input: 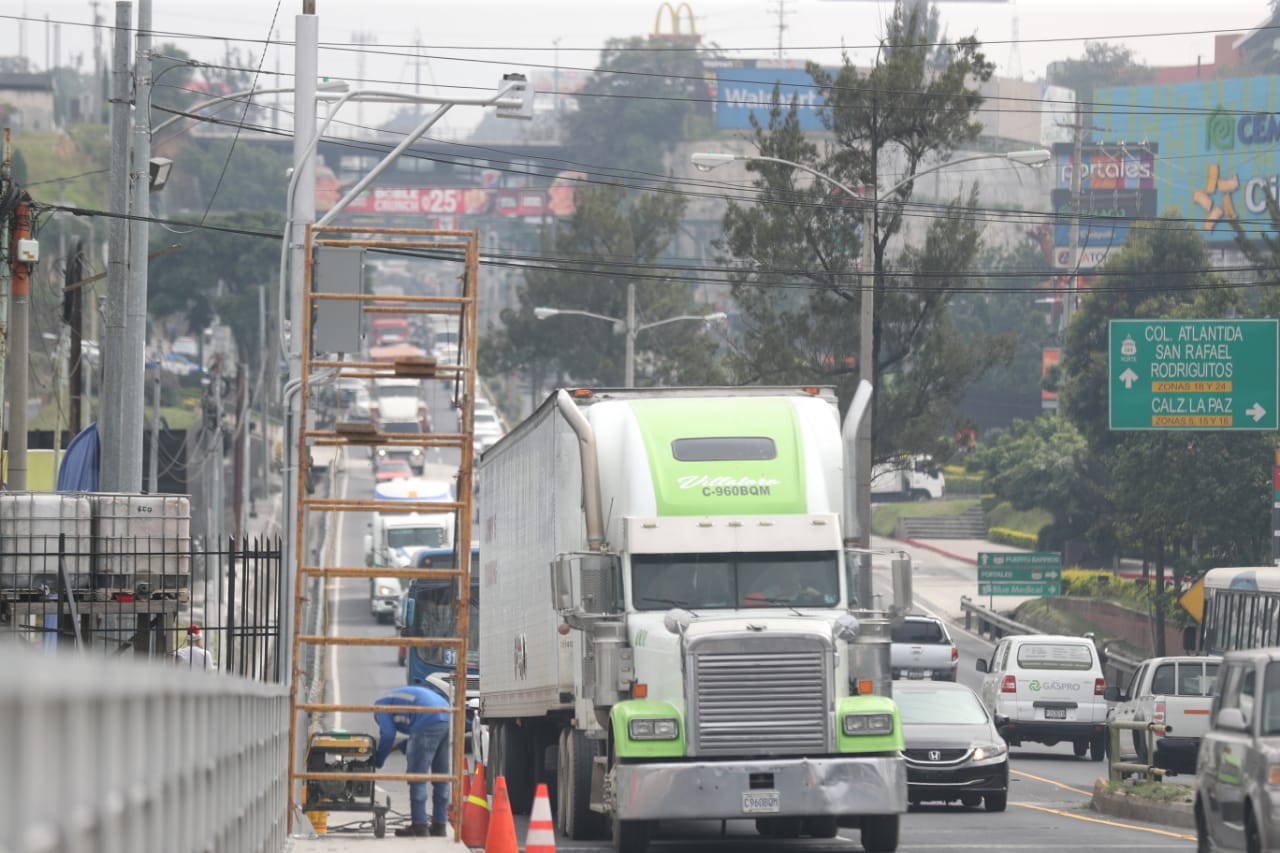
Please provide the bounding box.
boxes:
[0,641,290,853]
[0,534,284,681]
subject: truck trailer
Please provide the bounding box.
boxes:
[477,386,908,853]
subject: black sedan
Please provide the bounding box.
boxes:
[895,680,1010,811]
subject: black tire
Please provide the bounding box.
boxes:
[861,814,899,853]
[558,728,606,840]
[803,816,839,838]
[373,812,386,838]
[1132,728,1150,765]
[984,791,1008,812]
[612,815,650,853]
[1073,740,1088,758]
[496,722,535,814]
[1247,806,1263,853]
[1087,733,1104,762]
[960,794,982,808]
[1195,798,1211,853]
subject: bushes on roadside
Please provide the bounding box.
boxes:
[988,526,1037,549]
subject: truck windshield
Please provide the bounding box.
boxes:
[631,551,840,611]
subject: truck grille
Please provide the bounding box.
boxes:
[688,635,830,756]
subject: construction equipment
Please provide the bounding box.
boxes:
[301,731,390,838]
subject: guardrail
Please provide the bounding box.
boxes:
[0,641,290,853]
[1107,719,1166,783]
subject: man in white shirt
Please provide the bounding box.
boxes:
[174,624,216,672]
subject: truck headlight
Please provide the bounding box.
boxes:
[411,448,423,457]
[629,718,679,741]
[376,585,396,597]
[842,713,894,736]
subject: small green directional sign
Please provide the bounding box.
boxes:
[1109,319,1279,431]
[978,552,1062,596]
[978,581,1060,597]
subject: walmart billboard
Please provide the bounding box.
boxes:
[710,64,828,131]
[1093,75,1280,245]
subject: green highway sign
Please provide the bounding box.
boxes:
[977,552,1061,569]
[978,581,1060,597]
[978,552,1062,595]
[978,567,1062,582]
[1109,319,1279,431]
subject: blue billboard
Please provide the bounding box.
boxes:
[1093,75,1280,244]
[713,67,826,131]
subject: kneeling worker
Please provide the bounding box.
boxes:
[374,675,452,837]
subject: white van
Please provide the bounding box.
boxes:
[975,634,1109,761]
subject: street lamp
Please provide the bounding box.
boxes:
[534,297,727,387]
[692,147,1049,604]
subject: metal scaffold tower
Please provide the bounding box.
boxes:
[287,225,479,838]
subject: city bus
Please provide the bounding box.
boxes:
[399,545,480,693]
[1201,566,1280,654]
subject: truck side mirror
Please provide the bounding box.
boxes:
[579,555,618,613]
[363,533,373,565]
[1103,685,1121,702]
[1182,625,1198,654]
[550,557,574,612]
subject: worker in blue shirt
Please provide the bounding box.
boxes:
[374,677,452,837]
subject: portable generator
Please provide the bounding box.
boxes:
[301,731,389,838]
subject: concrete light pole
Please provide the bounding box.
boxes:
[533,302,727,387]
[691,148,1050,604]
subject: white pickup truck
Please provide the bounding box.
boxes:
[1104,654,1221,775]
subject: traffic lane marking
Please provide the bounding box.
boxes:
[1010,768,1092,796]
[1014,801,1196,841]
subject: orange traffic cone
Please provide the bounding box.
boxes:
[524,783,556,853]
[483,776,518,853]
[460,761,490,847]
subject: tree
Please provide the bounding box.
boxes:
[714,0,1011,459]
[481,183,724,388]
[1048,42,1151,101]
[968,414,1104,553]
[1059,217,1271,570]
[558,35,716,177]
[951,239,1058,430]
[148,210,283,366]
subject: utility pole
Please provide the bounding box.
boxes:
[0,129,11,470]
[233,363,245,541]
[1063,100,1084,337]
[121,0,153,491]
[100,1,131,491]
[148,368,159,493]
[7,195,32,490]
[67,238,84,433]
[624,281,636,387]
[89,0,104,121]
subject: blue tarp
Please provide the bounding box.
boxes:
[56,422,100,491]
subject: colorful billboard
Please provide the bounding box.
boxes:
[1050,143,1158,248]
[1093,75,1280,244]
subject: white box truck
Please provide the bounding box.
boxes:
[870,454,944,501]
[477,386,908,853]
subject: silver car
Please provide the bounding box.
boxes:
[1195,647,1280,852]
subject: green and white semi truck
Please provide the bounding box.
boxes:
[477,386,909,853]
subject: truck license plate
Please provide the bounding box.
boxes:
[742,791,781,814]
[907,669,925,679]
[1045,708,1067,720]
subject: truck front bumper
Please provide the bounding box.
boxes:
[614,755,906,820]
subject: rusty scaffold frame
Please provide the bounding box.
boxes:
[287,225,479,838]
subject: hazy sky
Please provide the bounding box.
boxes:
[2,1,1274,133]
